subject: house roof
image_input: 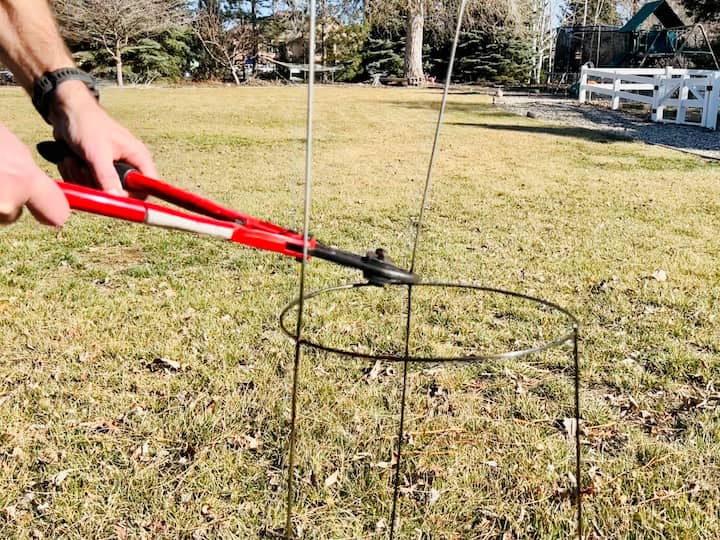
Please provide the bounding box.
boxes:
[619,1,685,32]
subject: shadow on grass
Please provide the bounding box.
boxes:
[389,99,517,117]
[449,122,634,143]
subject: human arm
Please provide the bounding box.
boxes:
[0,0,157,195]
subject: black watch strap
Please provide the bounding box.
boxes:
[32,68,99,124]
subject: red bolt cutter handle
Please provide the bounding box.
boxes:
[39,141,419,285]
[58,181,314,259]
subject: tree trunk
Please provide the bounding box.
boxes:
[251,0,258,76]
[321,16,327,82]
[230,64,241,86]
[115,43,124,87]
[404,0,424,86]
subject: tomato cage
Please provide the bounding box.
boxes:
[279,282,582,538]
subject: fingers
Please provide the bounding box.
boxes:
[0,171,30,224]
[0,170,70,227]
[25,173,71,227]
[59,138,156,194]
[49,99,158,191]
[123,143,157,179]
[0,198,23,224]
[83,144,125,195]
[58,156,93,188]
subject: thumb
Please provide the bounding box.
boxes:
[26,172,71,227]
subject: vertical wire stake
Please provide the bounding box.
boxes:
[408,0,468,271]
[389,286,413,538]
[573,325,582,539]
[285,1,317,537]
[393,1,467,537]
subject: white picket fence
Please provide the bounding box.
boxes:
[579,66,720,130]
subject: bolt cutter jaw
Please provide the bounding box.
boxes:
[306,244,419,286]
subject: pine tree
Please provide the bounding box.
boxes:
[682,0,720,21]
[461,28,533,83]
[361,28,405,76]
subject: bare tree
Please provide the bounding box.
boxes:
[54,0,188,87]
[193,7,253,84]
[528,0,553,84]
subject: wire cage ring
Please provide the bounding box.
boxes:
[280,281,579,363]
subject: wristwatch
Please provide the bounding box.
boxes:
[32,67,99,124]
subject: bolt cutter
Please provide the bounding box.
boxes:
[38,141,419,286]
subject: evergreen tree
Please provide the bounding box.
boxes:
[125,28,196,82]
[682,0,720,21]
[449,26,533,84]
[361,27,405,76]
[326,23,369,81]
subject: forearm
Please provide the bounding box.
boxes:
[0,0,74,92]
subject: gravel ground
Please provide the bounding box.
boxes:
[495,93,720,161]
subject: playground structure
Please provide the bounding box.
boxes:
[552,1,718,84]
[579,65,720,130]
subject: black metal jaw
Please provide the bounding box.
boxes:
[308,243,419,286]
[360,248,411,286]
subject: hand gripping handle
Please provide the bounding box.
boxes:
[37,140,135,186]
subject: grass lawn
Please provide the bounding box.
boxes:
[1,85,719,539]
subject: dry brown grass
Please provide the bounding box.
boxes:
[0,85,719,539]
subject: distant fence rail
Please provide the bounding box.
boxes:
[579,66,720,130]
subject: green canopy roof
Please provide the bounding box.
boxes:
[619,1,685,32]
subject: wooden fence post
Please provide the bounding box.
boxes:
[706,72,720,130]
[611,71,621,110]
[579,66,588,103]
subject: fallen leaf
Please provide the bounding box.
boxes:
[131,442,151,462]
[114,524,128,540]
[2,505,18,520]
[650,269,667,282]
[324,470,339,488]
[428,487,441,505]
[200,504,215,521]
[562,417,577,439]
[367,360,383,380]
[51,469,73,486]
[244,434,261,450]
